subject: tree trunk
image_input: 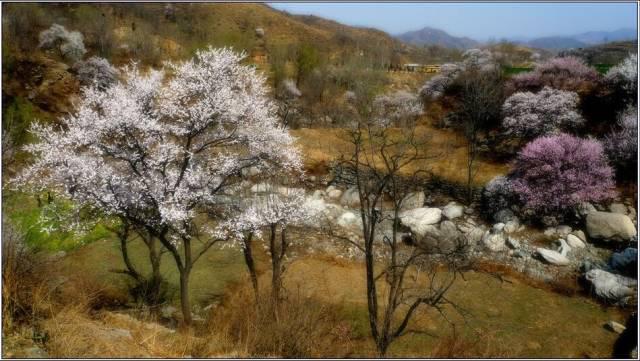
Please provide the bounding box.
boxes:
[118,229,141,282]
[147,237,162,306]
[269,224,281,309]
[179,268,192,325]
[242,233,259,302]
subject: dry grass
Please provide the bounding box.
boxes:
[206,285,355,358]
[291,122,510,187]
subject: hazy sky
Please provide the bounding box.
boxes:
[269,2,637,41]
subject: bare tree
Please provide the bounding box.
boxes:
[336,98,468,356]
[450,67,505,204]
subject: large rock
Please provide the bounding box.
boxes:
[337,211,362,230]
[504,219,520,234]
[414,221,461,254]
[586,212,637,241]
[325,186,342,200]
[536,248,570,266]
[571,230,587,242]
[400,191,425,211]
[566,234,586,249]
[340,187,360,207]
[585,269,637,304]
[442,202,464,220]
[609,248,638,276]
[482,230,506,252]
[606,320,627,334]
[399,207,442,237]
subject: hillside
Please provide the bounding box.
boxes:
[397,26,479,50]
[2,3,424,69]
[558,40,637,66]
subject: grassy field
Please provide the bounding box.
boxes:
[41,231,628,358]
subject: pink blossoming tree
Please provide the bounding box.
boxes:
[511,133,616,215]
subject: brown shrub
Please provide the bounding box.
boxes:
[205,285,354,358]
[1,221,46,331]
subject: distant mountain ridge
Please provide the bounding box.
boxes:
[397,25,636,50]
[511,28,637,50]
[396,26,479,50]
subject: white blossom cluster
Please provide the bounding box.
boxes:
[606,53,638,103]
[502,86,584,138]
[38,23,87,62]
[15,47,303,243]
[604,107,638,167]
[372,90,423,127]
[72,56,119,90]
[215,188,319,244]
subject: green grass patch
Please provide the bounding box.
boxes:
[503,66,533,76]
[3,191,113,252]
[594,63,613,74]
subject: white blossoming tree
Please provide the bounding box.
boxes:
[217,188,315,309]
[15,47,303,324]
[38,23,87,62]
[502,86,584,138]
[372,90,423,127]
[606,53,638,107]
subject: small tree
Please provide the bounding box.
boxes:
[449,67,505,203]
[295,44,320,87]
[511,133,616,217]
[502,86,584,138]
[372,90,423,127]
[335,90,465,356]
[219,188,314,312]
[38,24,87,62]
[604,107,638,180]
[605,53,638,108]
[15,48,302,325]
[72,56,119,90]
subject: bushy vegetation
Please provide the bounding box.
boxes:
[605,53,638,108]
[72,56,118,89]
[502,86,584,138]
[510,133,616,217]
[604,107,638,180]
[509,56,600,94]
[38,24,87,62]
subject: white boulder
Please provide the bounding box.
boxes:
[585,269,637,304]
[399,207,442,237]
[326,186,343,200]
[442,202,464,220]
[536,248,570,266]
[482,230,506,252]
[586,211,637,241]
[566,234,586,249]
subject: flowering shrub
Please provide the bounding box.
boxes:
[481,175,518,215]
[604,107,638,176]
[510,133,616,215]
[605,53,638,107]
[502,86,584,138]
[419,64,462,101]
[372,90,423,126]
[72,56,118,90]
[38,24,86,62]
[509,56,599,94]
[462,48,495,70]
